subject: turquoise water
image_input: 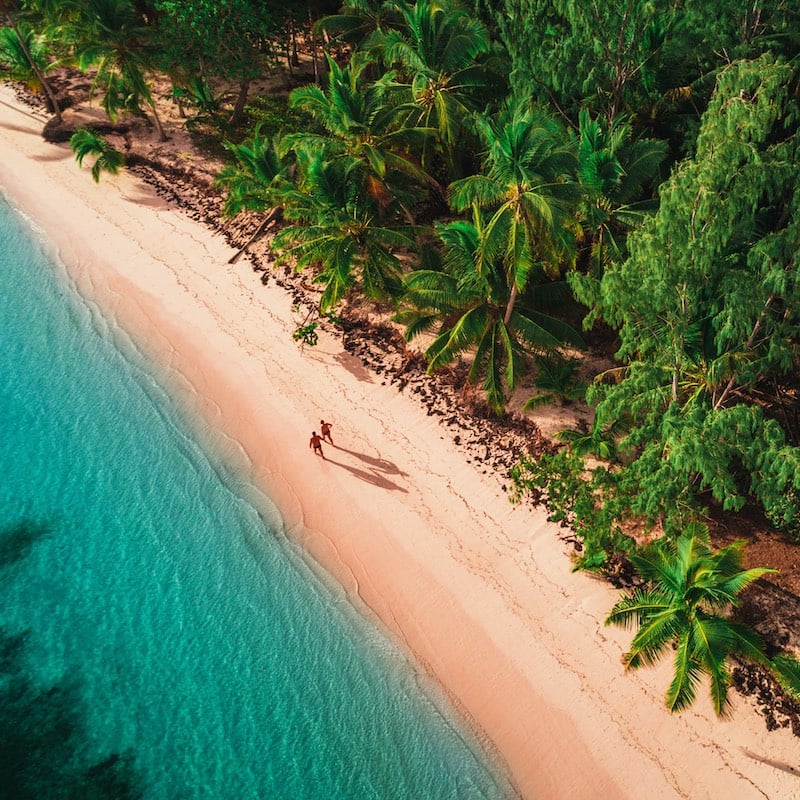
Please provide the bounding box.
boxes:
[0,194,512,799]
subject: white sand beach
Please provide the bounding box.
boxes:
[1,88,797,799]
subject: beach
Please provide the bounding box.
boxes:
[1,89,797,800]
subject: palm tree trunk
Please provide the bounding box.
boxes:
[148,99,167,142]
[227,207,280,264]
[503,282,518,326]
[308,6,320,86]
[11,19,62,123]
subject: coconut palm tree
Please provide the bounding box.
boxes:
[397,208,582,412]
[215,125,294,218]
[282,52,434,222]
[316,0,399,51]
[573,108,666,273]
[74,0,167,141]
[215,125,295,262]
[272,151,417,311]
[0,8,63,122]
[69,128,125,181]
[449,98,580,327]
[606,524,800,716]
[372,0,497,175]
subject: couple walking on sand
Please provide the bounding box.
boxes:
[309,420,333,458]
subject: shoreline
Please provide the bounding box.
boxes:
[2,90,798,800]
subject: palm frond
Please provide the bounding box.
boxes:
[771,654,800,702]
[449,174,504,211]
[606,590,674,629]
[69,128,125,182]
[665,632,704,713]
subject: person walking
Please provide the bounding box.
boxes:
[320,420,334,445]
[309,431,325,458]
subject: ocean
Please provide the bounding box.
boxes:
[0,193,512,799]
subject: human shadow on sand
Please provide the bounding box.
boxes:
[329,445,408,478]
[322,456,408,493]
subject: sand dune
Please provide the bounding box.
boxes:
[1,87,797,800]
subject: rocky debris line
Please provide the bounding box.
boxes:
[130,158,227,229]
[333,313,555,479]
[737,581,800,652]
[128,168,556,487]
[733,664,800,736]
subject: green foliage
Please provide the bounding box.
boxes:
[74,0,168,139]
[495,0,799,139]
[283,52,434,218]
[588,54,800,530]
[152,0,285,127]
[450,96,580,308]
[317,0,401,51]
[523,352,586,409]
[606,525,786,716]
[215,124,294,217]
[168,75,227,133]
[0,1,70,121]
[292,321,319,347]
[569,109,666,313]
[272,150,416,311]
[369,0,501,175]
[0,22,48,83]
[152,0,279,83]
[242,95,316,141]
[554,415,622,461]
[69,128,125,181]
[397,208,582,413]
[771,653,800,703]
[510,449,635,571]
[495,0,677,123]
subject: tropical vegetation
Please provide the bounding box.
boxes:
[606,524,800,716]
[2,0,799,721]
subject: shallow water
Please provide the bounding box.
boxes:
[0,194,512,799]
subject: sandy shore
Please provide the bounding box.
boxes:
[2,89,798,800]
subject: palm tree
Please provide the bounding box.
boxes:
[372,0,496,175]
[272,151,417,311]
[282,52,434,223]
[316,0,399,51]
[397,208,582,412]
[69,128,125,182]
[572,108,666,274]
[214,125,295,263]
[449,98,580,327]
[523,353,587,410]
[606,524,800,716]
[74,0,167,141]
[215,125,294,218]
[0,9,63,122]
